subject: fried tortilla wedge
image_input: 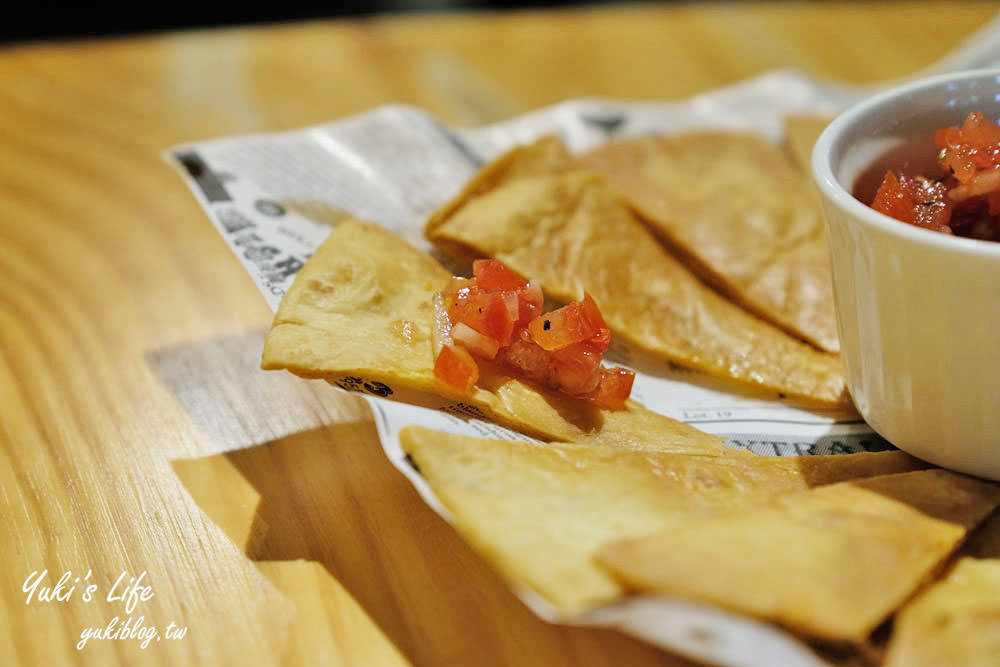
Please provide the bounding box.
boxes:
[581,133,839,353]
[599,469,1000,643]
[885,512,1000,667]
[427,157,848,405]
[427,136,577,238]
[262,217,725,453]
[401,426,924,613]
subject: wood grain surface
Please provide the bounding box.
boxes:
[1,3,997,665]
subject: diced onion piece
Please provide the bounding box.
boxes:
[502,290,520,320]
[451,322,500,359]
[949,167,1000,202]
[434,344,479,394]
[516,284,543,325]
[431,293,453,358]
[522,279,543,308]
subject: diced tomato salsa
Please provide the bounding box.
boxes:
[870,112,1000,240]
[432,259,634,409]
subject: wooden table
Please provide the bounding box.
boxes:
[1,3,996,665]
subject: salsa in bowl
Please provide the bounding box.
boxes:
[858,111,1000,240]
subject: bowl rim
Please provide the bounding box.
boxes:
[812,67,1000,259]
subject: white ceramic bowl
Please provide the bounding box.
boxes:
[813,69,1000,480]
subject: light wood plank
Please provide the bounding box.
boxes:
[0,3,995,664]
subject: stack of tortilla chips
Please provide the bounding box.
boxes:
[263,121,1000,665]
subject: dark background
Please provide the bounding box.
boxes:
[3,1,620,43]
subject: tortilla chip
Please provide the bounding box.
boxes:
[581,133,839,353]
[263,218,449,391]
[885,512,1000,667]
[426,136,576,241]
[785,114,834,174]
[599,469,1000,642]
[263,217,725,453]
[740,230,834,352]
[426,157,848,405]
[400,425,926,613]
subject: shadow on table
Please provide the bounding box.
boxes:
[172,420,698,667]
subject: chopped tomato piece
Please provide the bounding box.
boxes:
[527,296,604,351]
[548,342,603,394]
[871,171,911,222]
[935,125,962,151]
[451,322,500,359]
[473,259,528,291]
[937,112,1000,183]
[517,299,541,327]
[580,293,608,329]
[586,368,636,410]
[498,329,551,382]
[590,327,611,352]
[434,343,479,394]
[526,293,608,352]
[449,290,515,345]
[582,294,612,352]
[871,171,952,234]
